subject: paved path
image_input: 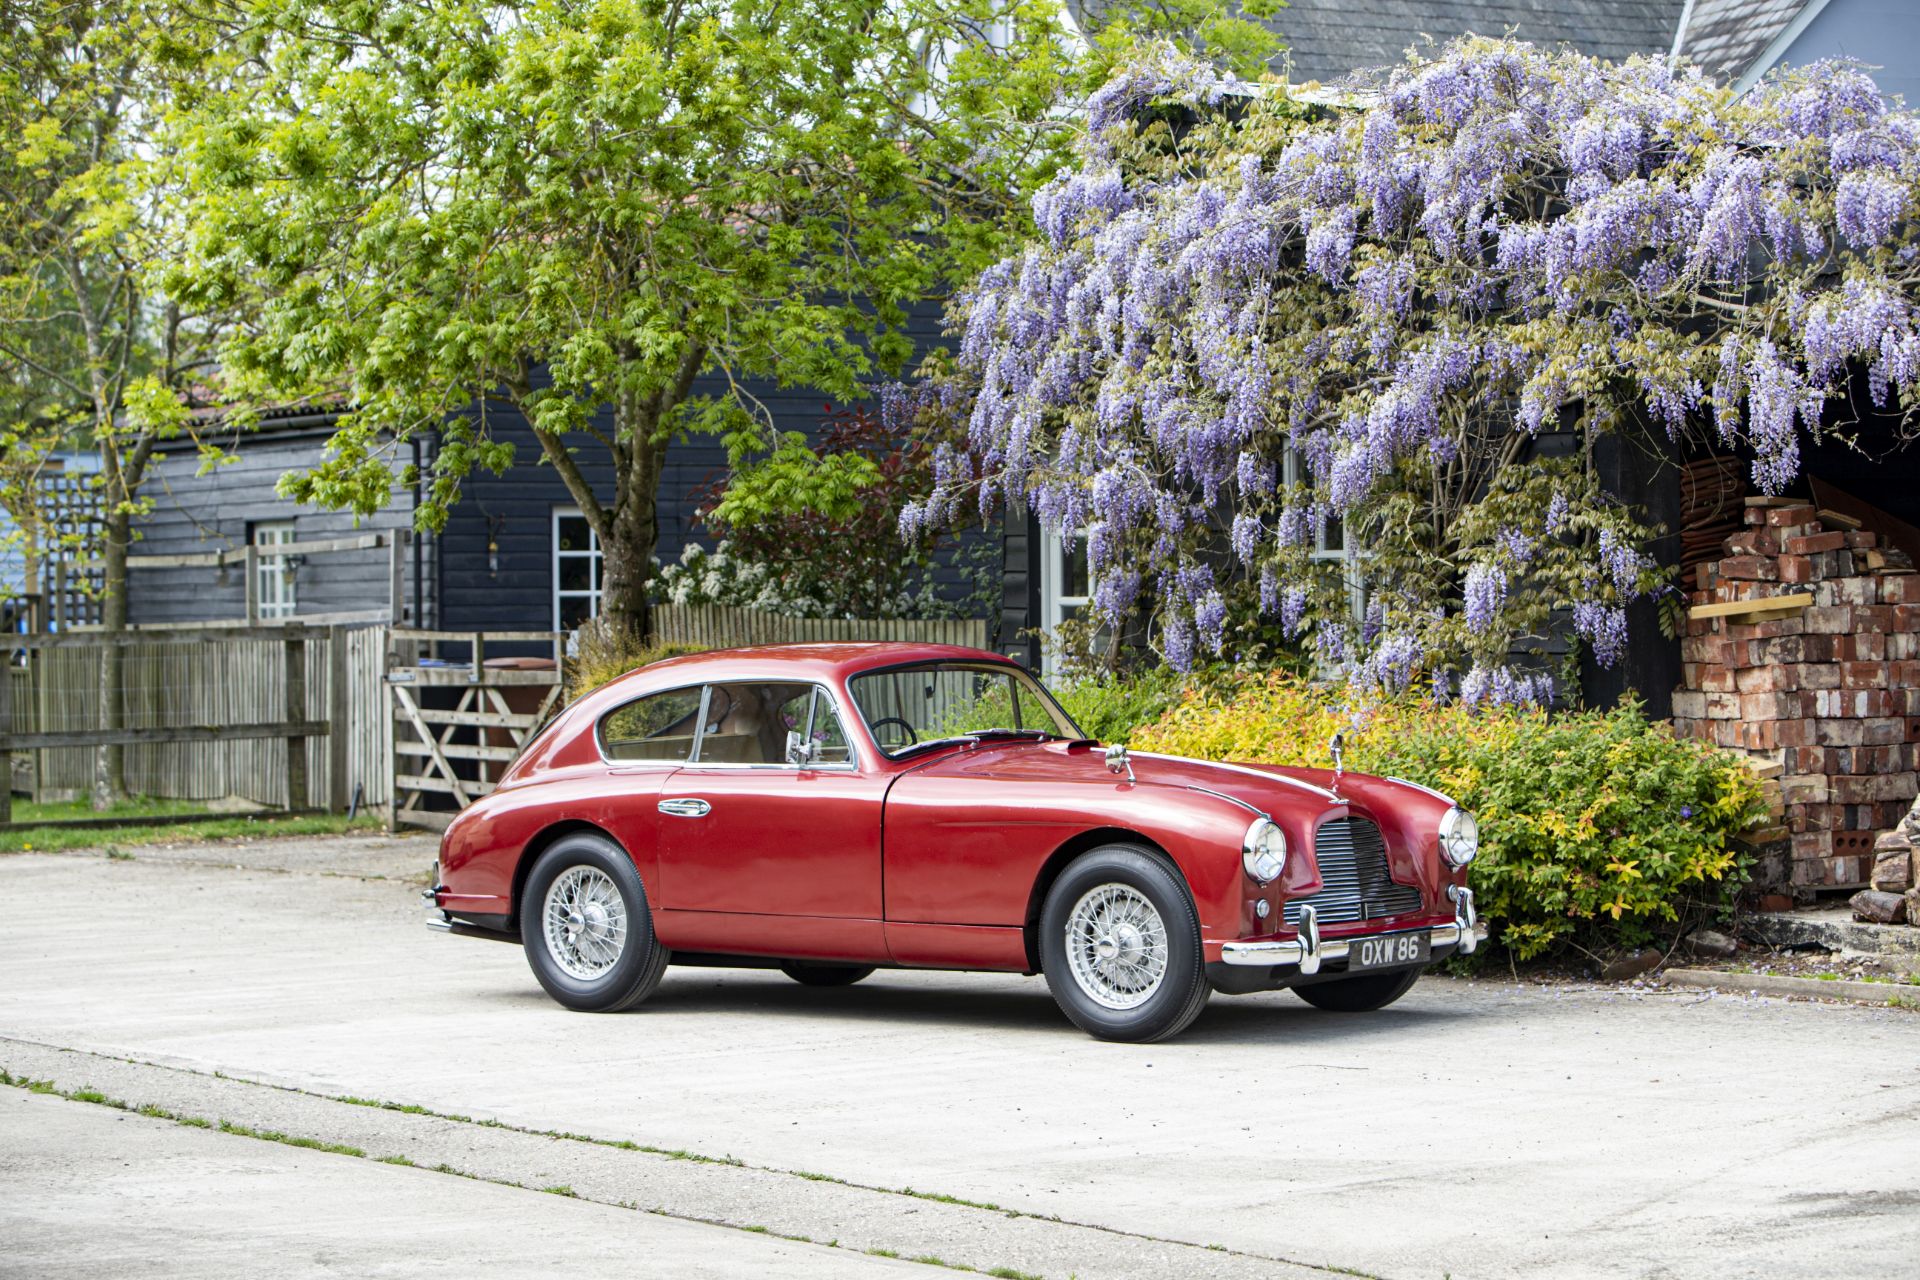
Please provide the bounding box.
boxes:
[3,838,1918,1279]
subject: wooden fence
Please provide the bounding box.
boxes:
[654,604,989,650]
[3,624,390,814]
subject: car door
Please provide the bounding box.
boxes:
[656,680,888,926]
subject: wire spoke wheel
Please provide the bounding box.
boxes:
[542,865,629,981]
[1064,882,1170,1011]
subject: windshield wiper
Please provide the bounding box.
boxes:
[892,728,1055,759]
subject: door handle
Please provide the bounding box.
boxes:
[658,797,711,818]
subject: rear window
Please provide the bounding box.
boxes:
[599,686,703,762]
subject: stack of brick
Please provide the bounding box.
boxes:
[1670,501,1920,891]
[1859,809,1920,924]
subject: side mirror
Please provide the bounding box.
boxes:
[1104,742,1136,784]
[785,731,819,767]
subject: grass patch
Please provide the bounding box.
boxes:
[0,809,380,854]
[379,1154,417,1167]
[216,1120,365,1158]
[986,1268,1043,1279]
[541,1184,579,1198]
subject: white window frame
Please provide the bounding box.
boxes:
[552,506,604,632]
[251,521,297,621]
[1040,526,1114,679]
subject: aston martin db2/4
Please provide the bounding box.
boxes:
[426,643,1479,1041]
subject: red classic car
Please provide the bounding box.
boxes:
[425,642,1480,1041]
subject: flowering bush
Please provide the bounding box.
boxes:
[901,39,1920,698]
[659,406,997,620]
[1134,674,1768,958]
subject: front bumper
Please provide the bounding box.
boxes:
[1219,885,1481,974]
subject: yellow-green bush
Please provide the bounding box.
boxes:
[1135,674,1767,959]
[565,617,706,700]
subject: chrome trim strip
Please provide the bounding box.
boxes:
[1184,784,1266,817]
[1386,775,1457,807]
[1133,753,1341,802]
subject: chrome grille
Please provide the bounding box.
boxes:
[1283,816,1423,926]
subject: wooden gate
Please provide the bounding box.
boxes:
[386,629,565,832]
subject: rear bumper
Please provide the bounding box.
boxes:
[1217,886,1481,973]
[422,860,517,941]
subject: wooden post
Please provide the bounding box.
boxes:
[52,560,66,630]
[284,634,308,811]
[328,625,351,814]
[384,641,399,834]
[244,545,260,626]
[388,531,407,625]
[0,643,13,825]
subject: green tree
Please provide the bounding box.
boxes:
[0,1,246,804]
[172,0,1278,641]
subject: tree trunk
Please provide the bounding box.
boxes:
[598,437,667,641]
[92,505,131,809]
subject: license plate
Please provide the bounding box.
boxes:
[1349,932,1429,972]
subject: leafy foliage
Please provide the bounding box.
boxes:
[563,616,705,700]
[906,39,1920,697]
[1048,667,1187,742]
[1134,674,1768,957]
[168,0,1278,636]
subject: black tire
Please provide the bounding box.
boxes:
[1039,843,1210,1043]
[1292,968,1421,1012]
[779,961,876,987]
[519,832,670,1013]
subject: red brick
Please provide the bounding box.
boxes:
[1785,531,1848,554]
[1765,504,1820,527]
[1881,575,1920,606]
[1741,616,1807,639]
[1777,718,1816,748]
[1718,555,1779,581]
[1853,689,1898,717]
[1846,531,1880,550]
[1816,719,1865,746]
[1837,632,1887,661]
[1783,774,1830,804]
[1777,555,1815,583]
[1895,660,1920,686]
[1800,663,1841,689]
[1734,664,1798,693]
[1865,717,1907,746]
[1728,530,1781,555]
[1785,746,1832,773]
[1807,607,1855,634]
[1889,633,1918,660]
[1895,606,1920,632]
[1742,691,1808,721]
[1736,721,1781,751]
[1793,831,1834,861]
[1843,661,1890,689]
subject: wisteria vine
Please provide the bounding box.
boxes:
[898,39,1920,701]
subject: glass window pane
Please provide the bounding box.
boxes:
[601,687,703,762]
[559,594,596,630]
[558,556,593,592]
[1061,533,1090,599]
[557,515,591,553]
[849,663,1077,755]
[698,682,817,765]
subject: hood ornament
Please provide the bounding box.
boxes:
[1104,742,1136,784]
[1328,730,1346,793]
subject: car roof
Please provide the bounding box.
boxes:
[601,641,1021,696]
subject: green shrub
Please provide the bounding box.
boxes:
[1134,673,1767,960]
[565,617,705,700]
[1049,668,1186,743]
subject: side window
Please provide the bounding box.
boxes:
[697,682,854,766]
[600,686,703,762]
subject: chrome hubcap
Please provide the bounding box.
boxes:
[1065,884,1169,1010]
[543,866,628,981]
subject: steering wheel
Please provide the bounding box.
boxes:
[867,717,918,750]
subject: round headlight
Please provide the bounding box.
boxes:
[1439,806,1479,868]
[1242,817,1288,884]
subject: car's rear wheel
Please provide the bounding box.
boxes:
[1292,968,1421,1012]
[779,961,875,987]
[520,833,669,1012]
[1039,844,1209,1043]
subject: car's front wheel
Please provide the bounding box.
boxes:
[520,833,669,1012]
[1039,844,1210,1042]
[1292,968,1421,1012]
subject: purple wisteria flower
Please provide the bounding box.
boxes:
[1573,601,1630,667]
[1463,562,1507,633]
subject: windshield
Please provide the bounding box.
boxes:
[847,662,1082,758]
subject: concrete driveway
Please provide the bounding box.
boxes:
[2,835,1916,1279]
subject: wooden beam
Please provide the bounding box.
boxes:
[389,668,561,688]
[285,634,308,811]
[405,706,543,729]
[0,650,12,825]
[0,720,331,751]
[390,683,470,806]
[13,625,339,647]
[394,739,523,763]
[1816,508,1863,531]
[125,532,391,571]
[1688,592,1814,623]
[389,628,564,644]
[243,544,260,626]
